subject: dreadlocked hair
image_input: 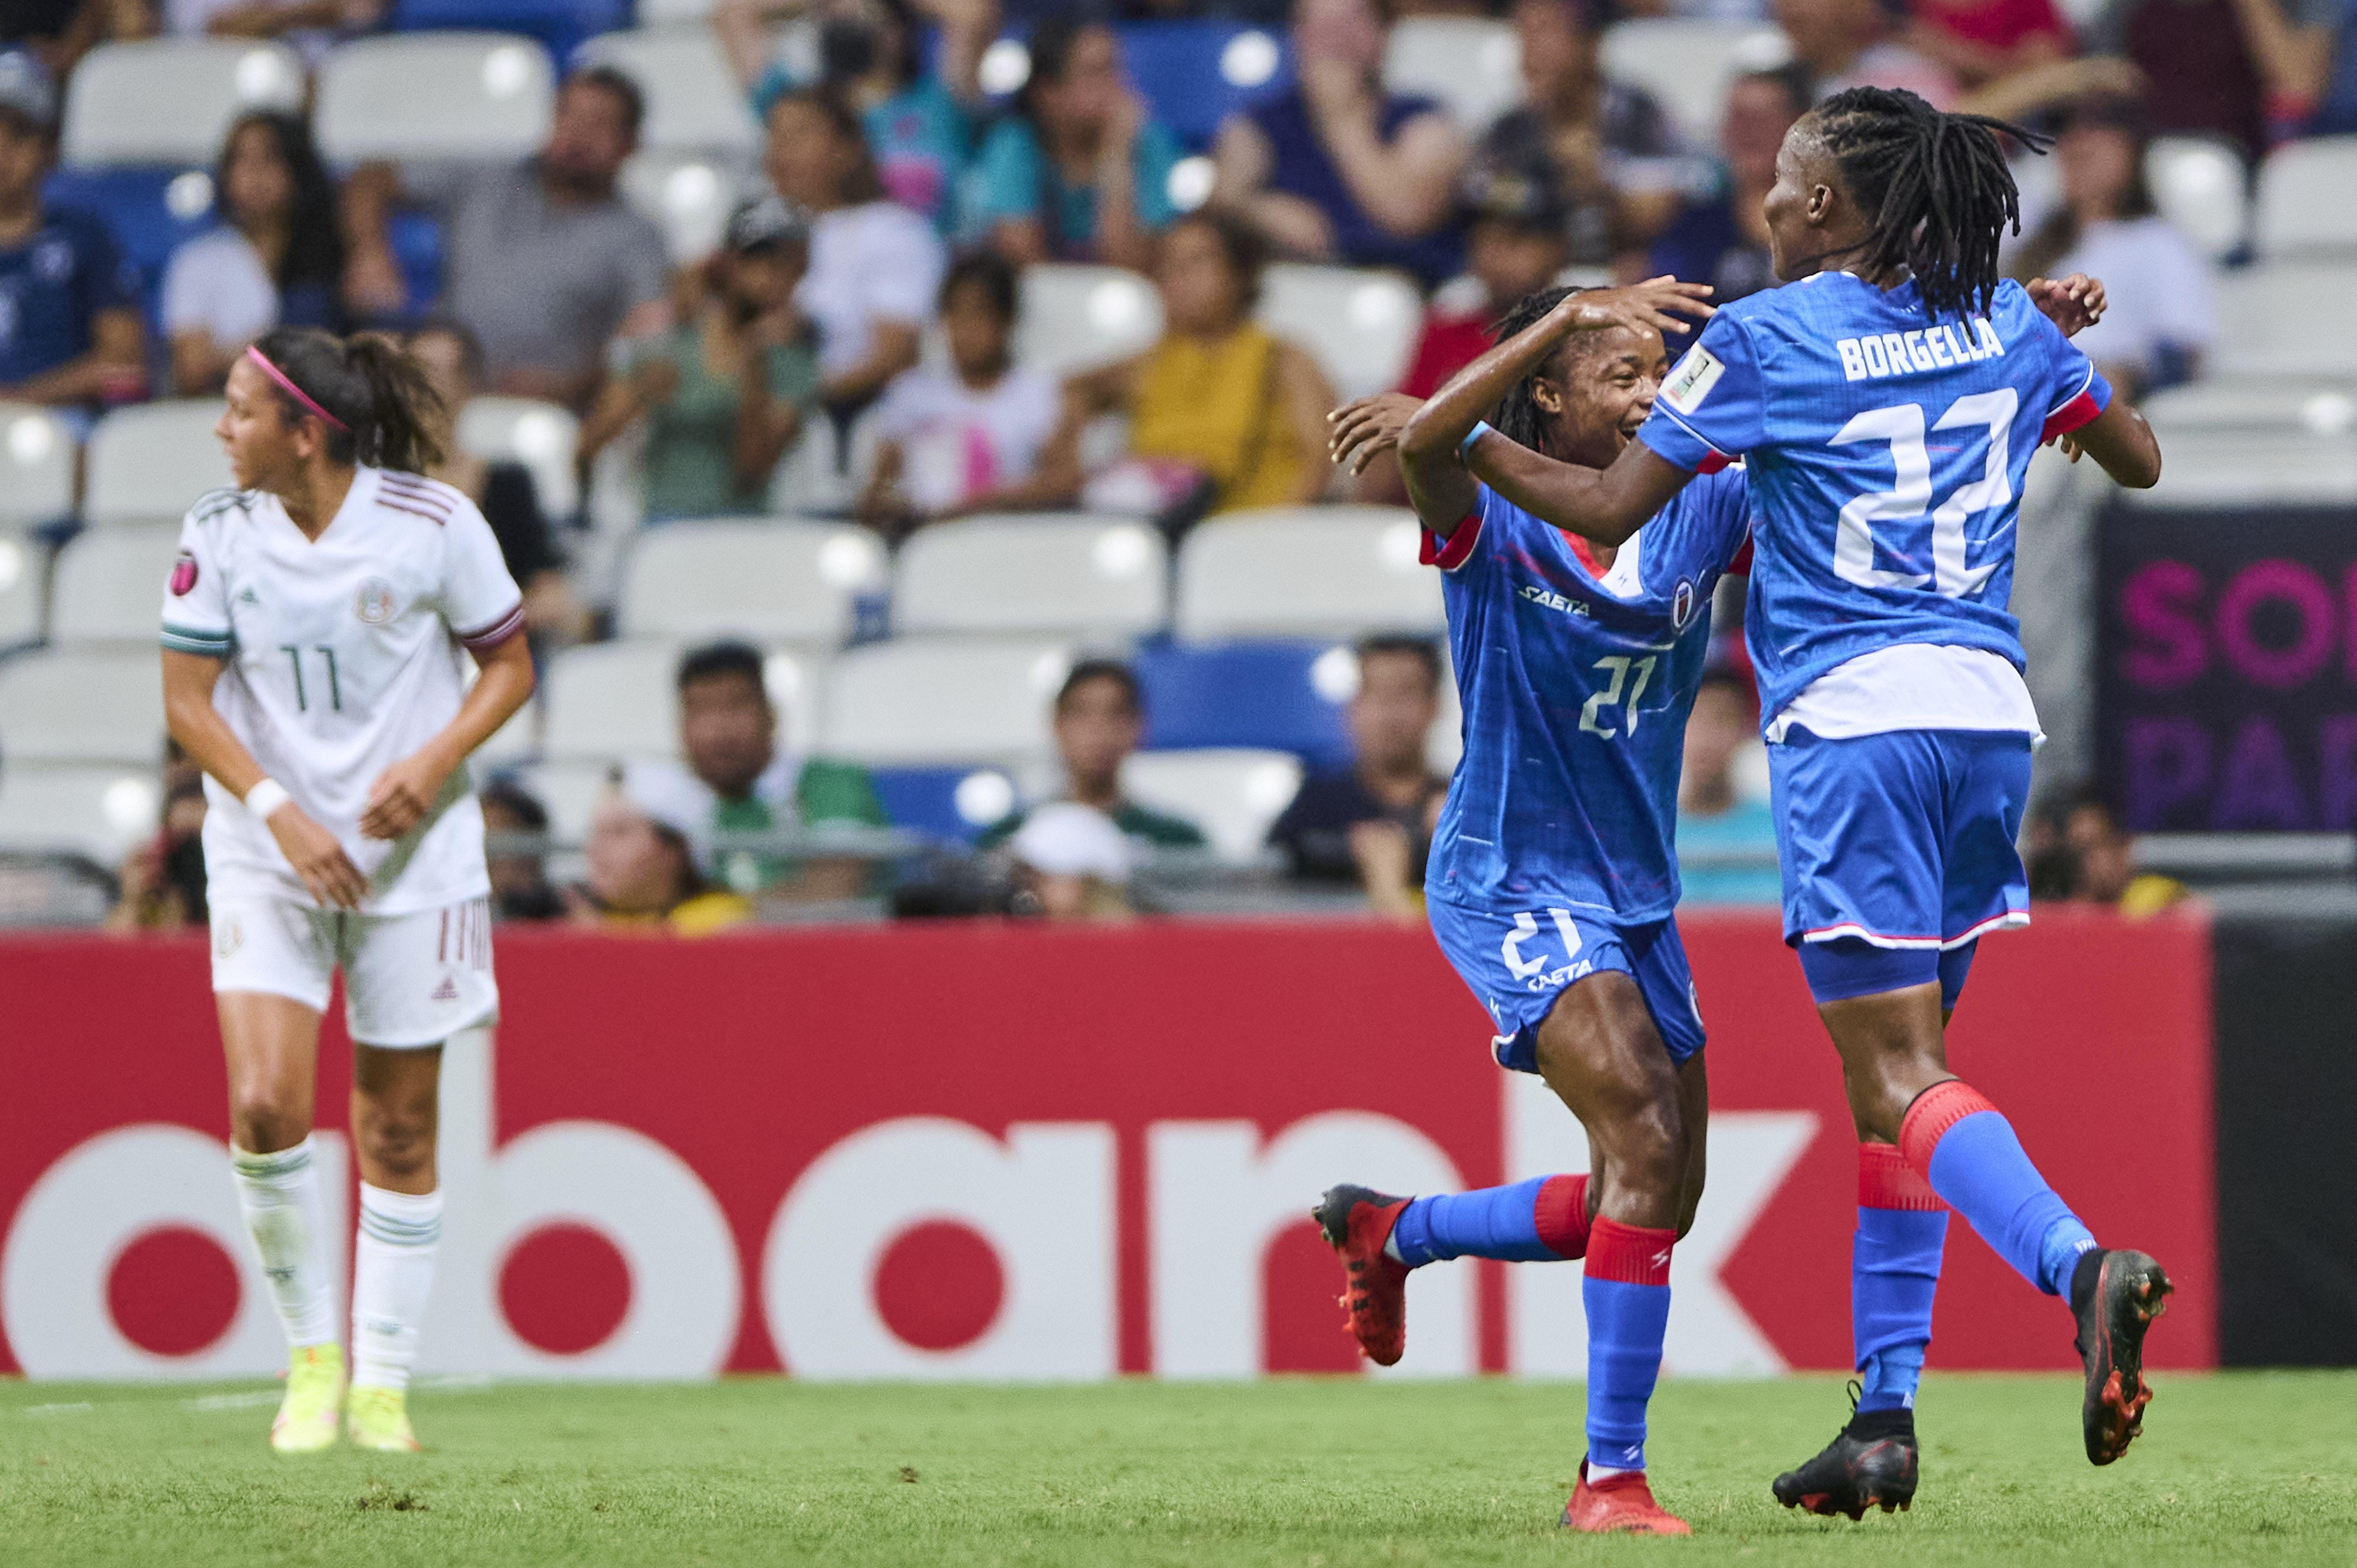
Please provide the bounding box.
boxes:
[1811,85,2050,323]
[1489,285,1582,458]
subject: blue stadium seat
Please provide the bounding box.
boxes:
[869,765,1020,843]
[1117,22,1295,150]
[1134,640,1354,771]
[391,0,629,68]
[41,167,212,336]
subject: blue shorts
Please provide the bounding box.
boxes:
[1425,897,1706,1073]
[1770,726,2033,960]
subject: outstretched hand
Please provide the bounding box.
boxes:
[2028,273,2107,338]
[1556,276,1716,340]
[1327,392,1424,477]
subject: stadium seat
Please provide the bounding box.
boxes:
[1121,747,1300,862]
[1174,505,1441,641]
[1134,639,1355,768]
[315,34,556,165]
[389,0,630,66]
[40,166,217,328]
[2254,136,2357,258]
[1117,21,1295,150]
[2144,136,2249,263]
[59,40,303,169]
[575,28,760,154]
[819,637,1072,765]
[0,762,166,866]
[893,515,1168,640]
[1383,18,1521,136]
[619,148,757,264]
[1256,266,1422,402]
[0,404,73,527]
[513,756,612,840]
[2141,375,2357,435]
[1014,265,1164,378]
[866,763,1019,841]
[2122,428,2357,509]
[458,396,581,519]
[49,525,180,645]
[615,520,884,646]
[2210,264,2357,378]
[84,401,236,527]
[0,648,168,765]
[0,529,41,650]
[1598,20,1788,144]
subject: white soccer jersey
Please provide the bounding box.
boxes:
[160,468,525,916]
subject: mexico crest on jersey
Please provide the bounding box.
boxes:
[169,552,198,596]
[354,577,398,624]
[1671,577,1696,630]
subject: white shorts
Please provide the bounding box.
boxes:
[210,897,499,1048]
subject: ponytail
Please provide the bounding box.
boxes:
[1811,86,2049,323]
[248,326,445,474]
[1489,285,1581,459]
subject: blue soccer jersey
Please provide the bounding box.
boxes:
[1635,272,2110,722]
[1425,470,1752,922]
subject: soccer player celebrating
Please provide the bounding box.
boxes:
[1468,87,2171,1517]
[160,327,536,1453]
[1319,276,1746,1536]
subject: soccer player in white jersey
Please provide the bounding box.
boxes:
[160,326,535,1454]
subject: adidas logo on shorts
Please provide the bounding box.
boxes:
[430,977,460,1002]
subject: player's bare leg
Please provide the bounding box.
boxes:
[346,1042,444,1453]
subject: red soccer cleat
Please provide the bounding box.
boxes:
[1561,1461,1692,1535]
[1312,1184,1411,1367]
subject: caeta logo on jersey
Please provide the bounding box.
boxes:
[354,578,398,625]
[169,552,199,597]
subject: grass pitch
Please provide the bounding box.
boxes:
[2,1374,2351,1566]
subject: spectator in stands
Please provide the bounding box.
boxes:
[480,779,563,922]
[1267,634,1448,921]
[406,321,591,646]
[5,0,143,83]
[0,52,143,417]
[2005,96,2214,400]
[2028,786,2188,916]
[1043,211,1335,519]
[1475,0,1696,275]
[716,0,995,236]
[1777,0,1959,106]
[577,195,821,524]
[859,253,1064,537]
[1646,64,1808,304]
[1671,669,1782,906]
[163,111,343,396]
[341,64,669,410]
[1903,0,2074,90]
[2083,0,2338,157]
[966,16,1180,270]
[1208,0,1469,286]
[1007,801,1138,921]
[978,659,1207,854]
[764,86,946,414]
[566,764,754,935]
[105,759,208,932]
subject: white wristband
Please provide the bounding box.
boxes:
[243,778,292,821]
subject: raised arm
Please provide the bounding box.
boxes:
[2057,398,2162,490]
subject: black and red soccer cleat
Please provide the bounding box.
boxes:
[1561,1461,1691,1535]
[1772,1397,1919,1520]
[1312,1184,1411,1367]
[2071,1247,2171,1465]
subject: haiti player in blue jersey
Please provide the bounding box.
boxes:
[1467,86,2170,1519]
[1315,276,1744,1536]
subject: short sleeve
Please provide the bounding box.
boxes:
[1638,311,1765,473]
[160,508,234,658]
[438,496,527,652]
[1133,123,1181,231]
[966,120,1041,228]
[1420,480,1500,572]
[2031,312,2113,443]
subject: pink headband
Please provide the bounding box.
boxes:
[245,346,349,433]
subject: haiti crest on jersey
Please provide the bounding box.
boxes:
[169,552,199,596]
[354,577,398,624]
[1671,577,1697,631]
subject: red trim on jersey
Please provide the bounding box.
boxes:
[1859,1143,1945,1211]
[1584,1217,1674,1286]
[1695,450,1732,475]
[2040,388,2104,445]
[1562,529,1606,577]
[1421,510,1484,570]
[1727,534,1755,576]
[456,602,526,651]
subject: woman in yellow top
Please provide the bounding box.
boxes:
[1044,212,1336,517]
[563,768,754,936]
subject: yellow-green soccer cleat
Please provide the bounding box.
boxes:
[269,1343,345,1454]
[346,1385,421,1453]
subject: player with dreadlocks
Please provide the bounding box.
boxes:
[1435,84,2170,1520]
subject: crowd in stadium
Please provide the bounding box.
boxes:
[5,0,2343,932]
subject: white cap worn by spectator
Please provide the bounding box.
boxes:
[616,760,715,869]
[1008,802,1135,884]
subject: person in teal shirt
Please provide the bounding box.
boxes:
[964,16,1180,270]
[1673,668,1784,907]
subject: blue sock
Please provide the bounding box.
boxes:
[1388,1174,1588,1267]
[1583,1218,1673,1473]
[1907,1084,2097,1296]
[1854,1144,1946,1414]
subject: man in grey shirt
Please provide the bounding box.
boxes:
[342,64,671,409]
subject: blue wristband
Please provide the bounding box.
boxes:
[1457,421,1494,464]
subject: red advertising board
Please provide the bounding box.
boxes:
[0,909,2216,1380]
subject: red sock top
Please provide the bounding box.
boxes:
[1897,1080,1998,1176]
[1586,1216,1675,1286]
[1858,1142,1945,1210]
[1534,1173,1592,1260]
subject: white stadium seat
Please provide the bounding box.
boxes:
[542,639,824,764]
[2122,428,2357,510]
[616,520,884,645]
[0,648,167,765]
[84,401,235,527]
[0,404,74,527]
[1174,506,1442,641]
[2141,377,2357,436]
[893,515,1168,639]
[50,525,181,645]
[619,149,757,265]
[1122,747,1301,863]
[1599,20,1789,144]
[1256,266,1422,402]
[515,757,614,842]
[2254,136,2357,258]
[60,39,303,168]
[0,763,166,866]
[2145,137,2249,263]
[575,28,758,153]
[315,34,554,165]
[2209,264,2357,378]
[0,529,42,649]
[819,637,1071,765]
[1384,18,1522,135]
[1015,265,1164,378]
[457,396,581,519]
